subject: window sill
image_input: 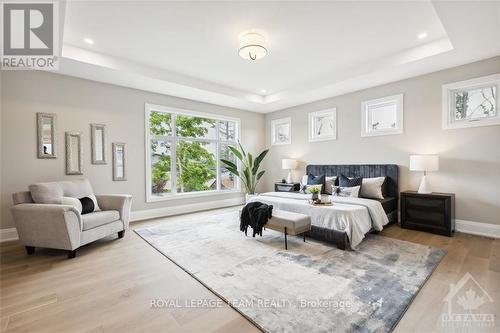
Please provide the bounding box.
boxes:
[146,189,243,202]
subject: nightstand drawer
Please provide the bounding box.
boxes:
[274,183,300,192]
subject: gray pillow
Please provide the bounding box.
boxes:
[29,182,63,204]
[360,177,385,199]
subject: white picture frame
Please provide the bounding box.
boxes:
[361,94,403,137]
[308,108,337,142]
[442,73,500,130]
[271,117,291,145]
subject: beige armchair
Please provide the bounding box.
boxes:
[11,179,132,258]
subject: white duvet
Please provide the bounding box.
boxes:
[247,192,389,248]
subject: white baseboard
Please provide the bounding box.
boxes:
[130,196,244,222]
[455,219,500,239]
[0,228,19,242]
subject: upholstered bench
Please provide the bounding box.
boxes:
[240,208,311,250]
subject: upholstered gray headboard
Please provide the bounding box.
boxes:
[305,164,399,198]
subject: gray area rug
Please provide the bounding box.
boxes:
[135,212,445,333]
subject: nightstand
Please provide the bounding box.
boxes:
[274,182,300,192]
[400,191,455,236]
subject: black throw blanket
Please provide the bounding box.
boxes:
[240,201,273,237]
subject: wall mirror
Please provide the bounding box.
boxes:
[91,124,107,164]
[37,113,57,158]
[65,132,83,175]
[113,142,126,181]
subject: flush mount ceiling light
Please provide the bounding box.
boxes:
[417,32,428,39]
[239,31,267,61]
[83,37,94,45]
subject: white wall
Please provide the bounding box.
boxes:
[263,56,500,225]
[0,71,265,229]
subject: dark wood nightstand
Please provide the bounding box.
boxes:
[400,191,455,236]
[274,182,300,192]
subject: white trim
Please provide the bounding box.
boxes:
[144,103,241,203]
[361,94,404,137]
[130,196,244,222]
[308,108,337,142]
[0,228,18,242]
[442,73,500,130]
[455,219,500,239]
[271,117,292,145]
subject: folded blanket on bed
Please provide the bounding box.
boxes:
[240,202,273,237]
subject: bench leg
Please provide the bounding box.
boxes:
[284,227,288,250]
[303,232,306,242]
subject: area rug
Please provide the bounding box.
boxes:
[135,212,445,333]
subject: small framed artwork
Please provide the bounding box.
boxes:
[271,117,291,145]
[90,124,107,164]
[112,142,126,181]
[308,108,337,142]
[361,94,403,137]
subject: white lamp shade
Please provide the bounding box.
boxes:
[410,155,439,172]
[282,159,298,170]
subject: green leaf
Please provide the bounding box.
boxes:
[247,153,253,168]
[252,149,269,174]
[220,159,237,170]
[228,145,243,161]
[256,170,265,181]
[238,140,246,157]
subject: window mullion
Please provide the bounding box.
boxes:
[171,114,177,194]
[216,122,221,191]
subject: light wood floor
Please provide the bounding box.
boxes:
[1,206,499,333]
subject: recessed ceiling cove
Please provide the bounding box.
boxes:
[60,1,500,113]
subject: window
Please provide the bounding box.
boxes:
[442,74,500,129]
[361,94,403,137]
[146,104,240,201]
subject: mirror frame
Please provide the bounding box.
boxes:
[90,124,107,165]
[37,112,57,159]
[112,142,126,181]
[65,132,83,175]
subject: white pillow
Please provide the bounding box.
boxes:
[360,177,385,199]
[332,185,360,198]
[61,196,82,213]
[300,175,308,187]
[302,184,323,194]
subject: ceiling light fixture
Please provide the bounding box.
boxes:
[83,37,94,45]
[239,31,267,61]
[417,32,428,39]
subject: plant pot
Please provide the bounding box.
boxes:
[311,193,318,201]
[245,193,258,203]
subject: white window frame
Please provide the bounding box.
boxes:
[361,94,404,137]
[271,117,292,145]
[442,73,500,130]
[145,103,241,202]
[308,108,337,142]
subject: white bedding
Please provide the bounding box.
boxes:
[247,192,389,248]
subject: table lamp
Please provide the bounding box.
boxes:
[409,155,439,194]
[282,159,298,184]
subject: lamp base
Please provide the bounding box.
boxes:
[417,174,431,194]
[286,171,292,184]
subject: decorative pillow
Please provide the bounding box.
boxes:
[302,184,323,194]
[300,175,309,187]
[339,174,363,188]
[62,196,83,213]
[79,194,101,214]
[360,177,385,199]
[332,185,361,198]
[324,176,337,195]
[307,174,326,193]
[29,182,63,204]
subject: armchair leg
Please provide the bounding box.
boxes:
[67,250,77,259]
[25,246,35,255]
[118,230,125,239]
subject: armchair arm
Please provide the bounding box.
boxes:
[95,195,132,229]
[11,204,82,250]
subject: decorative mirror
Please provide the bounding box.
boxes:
[37,113,57,158]
[91,124,107,164]
[65,132,83,175]
[112,142,126,181]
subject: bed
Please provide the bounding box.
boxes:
[248,164,399,250]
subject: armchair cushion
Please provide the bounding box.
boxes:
[29,183,63,204]
[82,210,120,231]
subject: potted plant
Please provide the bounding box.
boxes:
[221,141,269,202]
[309,185,321,201]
